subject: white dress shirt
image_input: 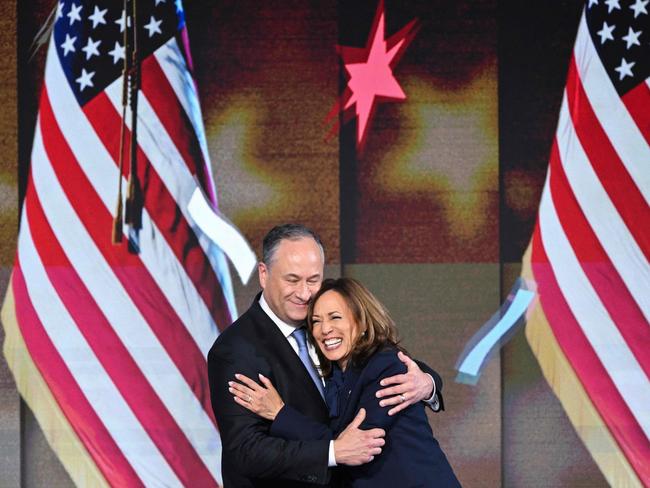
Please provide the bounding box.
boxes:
[259,295,324,383]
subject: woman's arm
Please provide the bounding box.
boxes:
[272,405,334,440]
[209,352,330,482]
[229,373,285,420]
[230,373,334,440]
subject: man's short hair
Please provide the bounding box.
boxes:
[262,224,324,266]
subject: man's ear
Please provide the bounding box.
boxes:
[258,262,268,289]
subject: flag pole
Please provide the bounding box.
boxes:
[124,0,143,248]
[112,0,131,244]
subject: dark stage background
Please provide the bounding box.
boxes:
[0,0,609,486]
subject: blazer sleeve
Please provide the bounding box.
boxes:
[414,358,445,412]
[270,405,334,441]
[267,355,444,440]
[208,347,330,484]
[358,353,425,431]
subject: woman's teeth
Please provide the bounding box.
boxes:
[323,338,342,350]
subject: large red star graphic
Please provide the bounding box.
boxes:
[328,1,419,152]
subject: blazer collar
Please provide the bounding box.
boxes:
[330,363,363,433]
[259,293,298,341]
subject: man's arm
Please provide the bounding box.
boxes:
[415,359,445,412]
[271,406,385,466]
[358,352,417,430]
[375,351,445,415]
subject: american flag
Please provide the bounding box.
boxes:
[522,0,650,485]
[1,0,235,486]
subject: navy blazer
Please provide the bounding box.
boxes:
[271,347,461,488]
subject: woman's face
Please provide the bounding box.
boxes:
[311,290,361,369]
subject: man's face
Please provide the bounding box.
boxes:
[259,237,324,326]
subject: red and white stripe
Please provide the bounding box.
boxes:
[531,10,650,485]
[11,31,235,486]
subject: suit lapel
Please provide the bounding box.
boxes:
[249,298,327,410]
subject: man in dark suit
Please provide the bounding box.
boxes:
[208,224,442,487]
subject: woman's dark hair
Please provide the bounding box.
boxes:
[307,278,402,376]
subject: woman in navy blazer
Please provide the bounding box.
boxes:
[230,278,461,487]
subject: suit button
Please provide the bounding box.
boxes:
[307,475,317,482]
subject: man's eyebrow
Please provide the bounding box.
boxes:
[282,273,321,280]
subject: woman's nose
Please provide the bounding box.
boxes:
[321,320,332,334]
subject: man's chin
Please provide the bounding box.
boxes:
[287,310,308,324]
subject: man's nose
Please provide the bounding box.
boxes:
[295,281,310,300]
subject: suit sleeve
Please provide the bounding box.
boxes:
[359,353,432,431]
[208,346,330,484]
[414,358,445,412]
[270,405,334,441]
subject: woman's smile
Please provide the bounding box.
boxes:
[311,290,361,368]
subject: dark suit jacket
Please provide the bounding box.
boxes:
[207,295,331,487]
[270,347,461,488]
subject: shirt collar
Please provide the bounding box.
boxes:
[259,293,300,339]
